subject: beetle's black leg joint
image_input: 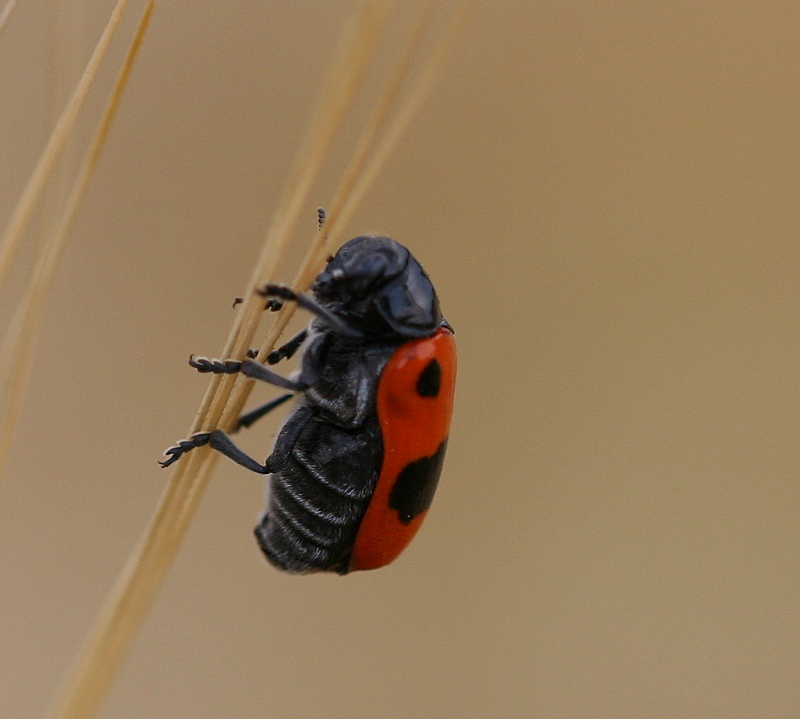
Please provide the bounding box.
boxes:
[209,430,273,473]
[189,355,243,374]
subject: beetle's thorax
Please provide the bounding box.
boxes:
[312,235,442,340]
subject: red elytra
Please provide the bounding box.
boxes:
[349,327,456,571]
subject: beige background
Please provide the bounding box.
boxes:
[2,2,800,717]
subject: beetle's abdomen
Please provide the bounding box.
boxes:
[255,413,382,573]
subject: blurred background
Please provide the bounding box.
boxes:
[1,1,799,717]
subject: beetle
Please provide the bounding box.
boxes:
[161,235,456,574]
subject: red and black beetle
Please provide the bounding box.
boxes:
[161,235,456,574]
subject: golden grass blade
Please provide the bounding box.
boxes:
[45,4,393,718]
[221,0,438,425]
[205,0,477,600]
[213,0,478,586]
[0,1,158,486]
[331,0,480,245]
[190,0,394,436]
[0,0,19,40]
[234,0,478,397]
[0,0,134,292]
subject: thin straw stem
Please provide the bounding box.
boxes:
[197,0,477,591]
[0,0,19,40]
[0,0,134,292]
[193,2,477,604]
[45,4,392,718]
[331,0,479,245]
[0,1,158,485]
[238,0,478,388]
[190,0,393,438]
[222,0,436,423]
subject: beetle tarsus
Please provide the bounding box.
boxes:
[159,431,212,467]
[189,355,242,374]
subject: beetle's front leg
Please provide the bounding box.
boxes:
[257,284,363,339]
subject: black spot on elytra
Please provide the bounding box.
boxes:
[389,439,448,524]
[416,358,441,397]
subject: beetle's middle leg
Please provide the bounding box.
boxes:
[188,355,308,392]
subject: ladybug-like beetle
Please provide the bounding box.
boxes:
[161,236,456,574]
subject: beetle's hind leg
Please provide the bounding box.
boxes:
[160,393,294,467]
[160,429,273,473]
[161,402,312,470]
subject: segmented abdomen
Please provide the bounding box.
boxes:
[254,412,382,574]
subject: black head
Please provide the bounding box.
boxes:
[312,236,442,339]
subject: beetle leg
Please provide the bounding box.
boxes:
[187,354,307,392]
[159,432,210,467]
[189,355,243,374]
[207,430,273,473]
[160,404,312,472]
[240,329,307,366]
[257,284,363,339]
[235,392,294,432]
[267,328,308,365]
[239,359,309,391]
[160,430,273,473]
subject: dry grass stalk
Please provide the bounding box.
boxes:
[46,3,393,717]
[223,0,436,419]
[45,1,477,716]
[333,0,479,239]
[0,0,159,485]
[230,0,478,399]
[0,0,19,40]
[0,0,134,291]
[177,0,479,652]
